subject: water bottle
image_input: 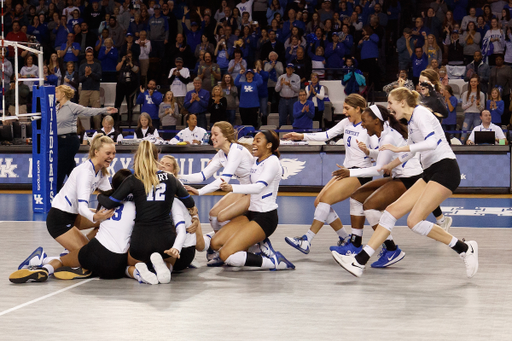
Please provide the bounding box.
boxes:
[202,132,210,145]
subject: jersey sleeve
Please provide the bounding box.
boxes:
[173,175,195,208]
[303,118,348,141]
[76,169,96,222]
[179,152,222,184]
[408,111,441,154]
[171,204,187,253]
[97,175,112,192]
[97,176,136,209]
[349,135,395,177]
[232,158,280,194]
[198,145,245,195]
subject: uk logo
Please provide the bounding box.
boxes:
[244,85,254,92]
[280,158,306,180]
[34,194,43,205]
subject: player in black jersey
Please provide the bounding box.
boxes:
[98,141,197,284]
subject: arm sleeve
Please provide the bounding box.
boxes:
[290,75,301,92]
[306,102,315,118]
[303,119,348,141]
[198,146,247,195]
[234,73,242,86]
[349,136,396,177]
[316,86,325,100]
[76,172,96,222]
[274,76,283,91]
[97,176,135,209]
[170,215,187,253]
[408,117,441,154]
[232,158,279,194]
[179,153,223,184]
[495,126,506,140]
[468,128,476,143]
[158,104,167,118]
[497,101,505,116]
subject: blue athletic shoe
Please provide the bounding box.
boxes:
[18,247,46,270]
[329,240,362,255]
[271,252,295,270]
[259,238,276,258]
[284,235,311,254]
[370,245,405,268]
[336,235,351,246]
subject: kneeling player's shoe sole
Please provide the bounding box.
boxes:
[54,267,92,280]
[9,267,49,284]
[150,252,171,284]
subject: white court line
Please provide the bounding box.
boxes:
[0,278,98,317]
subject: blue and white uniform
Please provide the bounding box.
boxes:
[349,124,423,179]
[180,143,254,195]
[169,126,208,144]
[170,199,198,271]
[95,200,136,254]
[303,118,373,168]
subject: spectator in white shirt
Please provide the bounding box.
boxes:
[136,30,151,85]
[168,57,191,115]
[467,110,508,145]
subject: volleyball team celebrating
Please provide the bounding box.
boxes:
[9,83,478,284]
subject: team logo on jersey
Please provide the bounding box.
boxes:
[244,85,254,92]
[280,158,306,180]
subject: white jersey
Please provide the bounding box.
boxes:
[232,154,282,212]
[303,118,372,168]
[95,200,135,254]
[399,105,456,169]
[236,0,254,21]
[349,124,423,179]
[169,126,208,144]
[168,67,190,97]
[180,143,253,195]
[171,199,196,251]
[468,123,506,144]
[52,160,111,222]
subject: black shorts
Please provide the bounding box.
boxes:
[78,238,127,279]
[244,209,278,238]
[349,167,372,186]
[173,246,196,272]
[47,207,78,239]
[422,158,460,193]
[397,174,423,190]
[130,223,176,263]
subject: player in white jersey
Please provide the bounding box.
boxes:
[10,169,135,283]
[333,88,479,279]
[47,135,116,255]
[159,155,207,271]
[180,122,254,266]
[168,114,208,145]
[282,94,373,254]
[211,130,295,270]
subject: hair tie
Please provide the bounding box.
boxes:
[369,105,384,121]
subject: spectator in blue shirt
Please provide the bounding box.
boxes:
[397,28,412,71]
[58,32,80,65]
[293,89,315,130]
[184,78,210,129]
[136,80,164,128]
[182,7,203,53]
[67,9,84,31]
[358,26,379,87]
[98,38,118,73]
[409,44,429,86]
[442,85,458,139]
[235,69,263,128]
[487,87,505,124]
[325,31,345,80]
[282,8,305,41]
[54,15,71,49]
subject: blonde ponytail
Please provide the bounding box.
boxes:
[133,141,160,195]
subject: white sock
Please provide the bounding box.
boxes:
[363,245,375,258]
[351,228,363,237]
[219,220,230,227]
[335,227,349,239]
[305,230,316,242]
[125,266,131,278]
[448,236,457,248]
[436,216,445,225]
[203,232,214,252]
[209,216,220,232]
[225,251,247,267]
[43,264,54,275]
[261,256,275,269]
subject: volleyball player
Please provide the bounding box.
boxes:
[160,155,206,271]
[282,94,374,254]
[332,88,479,278]
[45,135,117,262]
[212,130,295,270]
[180,122,254,266]
[98,141,198,285]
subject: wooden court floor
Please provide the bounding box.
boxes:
[1,219,511,340]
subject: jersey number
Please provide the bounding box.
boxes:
[110,204,124,221]
[147,183,167,201]
[347,136,351,147]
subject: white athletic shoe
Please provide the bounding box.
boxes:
[331,251,365,277]
[134,263,159,285]
[440,217,453,232]
[259,238,276,258]
[460,240,478,278]
[150,252,171,284]
[284,235,311,254]
[270,252,295,270]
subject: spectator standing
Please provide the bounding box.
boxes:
[184,77,210,129]
[108,16,125,49]
[136,80,163,129]
[442,85,458,139]
[484,18,505,66]
[358,26,379,87]
[423,33,442,65]
[293,89,315,130]
[208,85,228,127]
[182,8,202,53]
[228,48,247,81]
[397,28,412,72]
[148,4,169,60]
[19,55,39,91]
[410,17,429,48]
[487,87,505,124]
[291,47,312,87]
[114,51,139,128]
[136,30,152,85]
[255,60,270,125]
[489,55,512,125]
[264,52,284,114]
[237,0,255,22]
[261,30,286,64]
[275,63,300,127]
[62,61,79,96]
[460,22,481,65]
[119,33,141,63]
[465,51,490,93]
[79,50,103,129]
[408,40,429,86]
[98,37,118,80]
[59,32,80,67]
[197,52,221,93]
[169,33,193,70]
[305,73,327,126]
[75,22,98,63]
[85,0,105,36]
[461,75,486,143]
[159,91,181,140]
[444,25,464,65]
[168,57,191,116]
[461,7,478,31]
[235,69,263,128]
[221,74,239,125]
[325,31,345,80]
[195,34,214,59]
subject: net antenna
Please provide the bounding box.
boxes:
[1,1,45,122]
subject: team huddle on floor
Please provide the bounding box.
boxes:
[9,88,479,284]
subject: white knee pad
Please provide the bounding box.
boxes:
[314,202,331,223]
[325,208,339,225]
[364,209,383,227]
[224,251,247,267]
[209,215,221,232]
[379,210,398,232]
[411,220,434,236]
[350,198,365,216]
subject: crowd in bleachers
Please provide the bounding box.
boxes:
[2,0,512,144]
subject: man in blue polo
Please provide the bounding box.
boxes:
[136,79,163,128]
[184,77,210,129]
